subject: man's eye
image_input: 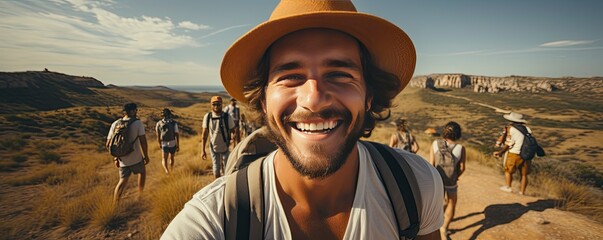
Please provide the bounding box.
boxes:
[325,72,354,81]
[278,74,305,82]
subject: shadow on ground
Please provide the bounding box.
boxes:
[451,199,557,240]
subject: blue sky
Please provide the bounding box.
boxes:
[1,0,602,86]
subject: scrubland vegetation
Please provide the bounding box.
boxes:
[1,86,602,239]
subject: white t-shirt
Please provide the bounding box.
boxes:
[107,117,145,167]
[155,119,179,147]
[203,112,236,153]
[223,105,240,122]
[506,125,532,154]
[162,142,444,239]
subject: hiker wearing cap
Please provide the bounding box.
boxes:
[494,112,534,195]
[163,1,443,239]
[201,96,235,178]
[223,98,241,146]
[389,118,420,153]
[105,103,149,204]
[428,121,466,240]
[156,108,179,175]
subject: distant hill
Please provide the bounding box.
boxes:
[0,71,110,113]
[0,71,217,114]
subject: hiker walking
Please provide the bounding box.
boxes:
[429,121,466,240]
[105,103,149,204]
[156,108,179,175]
[163,0,444,239]
[201,96,235,178]
[223,97,241,146]
[494,112,537,195]
[389,117,420,153]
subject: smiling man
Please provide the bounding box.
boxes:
[163,1,443,239]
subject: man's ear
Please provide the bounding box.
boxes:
[365,95,373,112]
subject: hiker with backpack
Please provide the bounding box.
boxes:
[493,112,541,195]
[163,1,444,239]
[223,97,241,146]
[105,103,149,204]
[201,96,235,178]
[156,108,179,175]
[389,117,420,153]
[429,121,466,240]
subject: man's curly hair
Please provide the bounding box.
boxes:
[442,121,462,141]
[242,39,402,138]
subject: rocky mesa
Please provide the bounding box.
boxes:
[409,74,603,94]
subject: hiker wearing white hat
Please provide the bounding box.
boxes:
[494,112,533,195]
[163,1,443,239]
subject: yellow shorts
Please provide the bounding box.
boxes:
[504,152,530,175]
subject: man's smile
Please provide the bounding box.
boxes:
[290,120,341,134]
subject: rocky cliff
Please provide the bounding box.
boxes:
[409,74,603,94]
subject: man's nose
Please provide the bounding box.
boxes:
[297,78,332,112]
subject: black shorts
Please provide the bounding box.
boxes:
[162,146,177,154]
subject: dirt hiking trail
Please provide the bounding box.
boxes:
[436,161,603,240]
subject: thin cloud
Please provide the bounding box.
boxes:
[420,50,489,57]
[178,21,210,30]
[199,24,250,39]
[540,40,595,47]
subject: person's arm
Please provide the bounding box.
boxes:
[458,146,466,178]
[106,121,115,150]
[389,134,397,147]
[415,230,441,240]
[156,123,162,149]
[140,136,150,164]
[493,144,509,157]
[175,133,180,152]
[201,127,209,160]
[428,142,435,166]
[411,133,420,153]
[174,123,180,151]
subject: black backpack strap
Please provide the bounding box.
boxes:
[511,123,529,136]
[224,157,265,240]
[362,141,421,239]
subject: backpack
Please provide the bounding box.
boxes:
[205,112,230,144]
[511,123,539,161]
[434,139,459,187]
[395,131,412,151]
[109,118,139,159]
[223,141,421,240]
[224,126,277,175]
[158,119,176,141]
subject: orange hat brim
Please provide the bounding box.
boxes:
[221,12,416,104]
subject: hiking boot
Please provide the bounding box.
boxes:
[499,186,512,193]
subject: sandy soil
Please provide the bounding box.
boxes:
[435,161,603,240]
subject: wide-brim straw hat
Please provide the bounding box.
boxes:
[221,0,416,104]
[503,112,528,123]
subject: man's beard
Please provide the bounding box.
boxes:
[265,108,365,179]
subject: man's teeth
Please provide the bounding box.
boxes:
[296,121,338,132]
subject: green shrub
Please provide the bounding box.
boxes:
[0,137,27,151]
[40,151,61,164]
[12,155,28,163]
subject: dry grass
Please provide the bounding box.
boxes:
[2,87,603,238]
